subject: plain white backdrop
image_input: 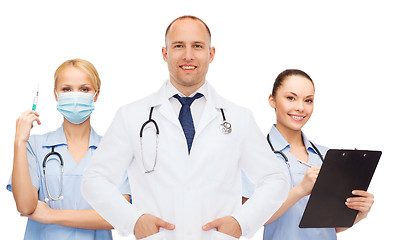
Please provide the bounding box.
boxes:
[1,1,393,239]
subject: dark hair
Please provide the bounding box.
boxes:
[165,15,211,42]
[272,69,314,97]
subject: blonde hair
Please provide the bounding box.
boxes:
[54,58,101,91]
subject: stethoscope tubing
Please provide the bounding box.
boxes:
[140,107,159,173]
[140,106,231,173]
[43,146,64,202]
[266,134,323,186]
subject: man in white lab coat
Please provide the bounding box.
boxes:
[81,15,288,240]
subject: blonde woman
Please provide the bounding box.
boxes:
[8,59,130,239]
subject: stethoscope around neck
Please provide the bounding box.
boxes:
[139,106,232,173]
[42,146,64,202]
[266,134,323,186]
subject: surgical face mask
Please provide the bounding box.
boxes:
[56,91,96,124]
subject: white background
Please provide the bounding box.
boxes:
[0,1,393,239]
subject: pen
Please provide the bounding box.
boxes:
[297,159,313,168]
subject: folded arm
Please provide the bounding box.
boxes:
[24,195,130,230]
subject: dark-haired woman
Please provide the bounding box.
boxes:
[242,69,374,240]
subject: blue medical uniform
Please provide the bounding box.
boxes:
[242,125,337,240]
[7,126,131,240]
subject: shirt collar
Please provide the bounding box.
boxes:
[42,126,67,147]
[301,131,319,155]
[165,80,208,99]
[42,125,101,148]
[88,127,101,148]
[268,125,290,152]
[268,125,317,154]
[150,80,228,109]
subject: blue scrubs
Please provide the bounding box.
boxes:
[242,125,337,240]
[7,126,131,240]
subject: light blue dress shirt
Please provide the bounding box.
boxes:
[242,125,337,240]
[7,125,131,240]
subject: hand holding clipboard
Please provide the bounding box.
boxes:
[299,149,381,228]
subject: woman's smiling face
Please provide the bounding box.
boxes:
[269,74,315,132]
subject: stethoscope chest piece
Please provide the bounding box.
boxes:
[219,108,232,134]
[220,121,232,134]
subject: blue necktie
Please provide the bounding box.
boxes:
[174,93,203,153]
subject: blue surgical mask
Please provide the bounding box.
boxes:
[56,92,96,124]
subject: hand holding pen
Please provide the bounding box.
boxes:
[294,166,321,197]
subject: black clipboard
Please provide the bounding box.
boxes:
[299,149,381,228]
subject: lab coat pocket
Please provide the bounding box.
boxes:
[212,230,239,240]
[139,231,165,240]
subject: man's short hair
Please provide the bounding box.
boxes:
[165,15,211,42]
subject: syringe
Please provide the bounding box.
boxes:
[32,84,39,111]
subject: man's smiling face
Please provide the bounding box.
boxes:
[162,18,215,96]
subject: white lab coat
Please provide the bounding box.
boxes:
[81,81,288,240]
